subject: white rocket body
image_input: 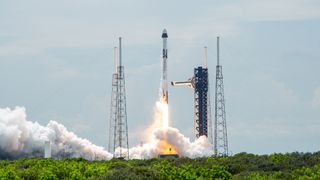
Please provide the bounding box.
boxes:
[161,29,168,103]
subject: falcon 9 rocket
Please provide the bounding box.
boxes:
[161,29,168,103]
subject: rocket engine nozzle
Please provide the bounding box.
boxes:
[161,91,169,104]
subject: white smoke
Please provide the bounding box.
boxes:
[0,105,212,160]
[129,127,213,159]
[128,100,213,159]
[0,107,112,160]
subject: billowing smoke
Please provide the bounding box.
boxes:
[127,101,213,159]
[129,127,213,159]
[0,107,112,160]
[0,105,212,160]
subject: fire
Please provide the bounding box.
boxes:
[143,98,177,156]
[155,100,179,155]
[158,140,177,154]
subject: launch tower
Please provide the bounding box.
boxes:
[214,36,228,156]
[109,37,129,159]
[171,48,212,140]
[194,67,209,138]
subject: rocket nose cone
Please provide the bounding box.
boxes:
[162,29,167,34]
[162,29,168,38]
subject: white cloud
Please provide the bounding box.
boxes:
[204,0,320,22]
[1,0,319,57]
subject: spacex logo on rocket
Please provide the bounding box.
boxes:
[161,29,169,104]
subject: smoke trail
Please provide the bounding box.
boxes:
[0,107,112,160]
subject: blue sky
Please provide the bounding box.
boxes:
[0,0,320,154]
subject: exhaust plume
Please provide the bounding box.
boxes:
[0,107,112,160]
[129,126,213,159]
[128,101,213,159]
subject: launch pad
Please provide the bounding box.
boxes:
[158,147,179,159]
[158,154,179,159]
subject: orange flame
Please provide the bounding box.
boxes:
[157,101,178,155]
[158,140,177,154]
[145,100,178,156]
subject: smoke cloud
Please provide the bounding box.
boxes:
[0,105,212,160]
[0,107,112,160]
[129,127,213,159]
[128,100,213,159]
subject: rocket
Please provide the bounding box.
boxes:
[161,29,168,103]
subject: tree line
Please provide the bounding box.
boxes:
[0,152,320,179]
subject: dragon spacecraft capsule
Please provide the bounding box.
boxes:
[161,29,168,103]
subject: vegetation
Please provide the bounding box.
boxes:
[0,152,320,179]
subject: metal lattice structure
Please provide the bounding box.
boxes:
[108,37,129,159]
[108,47,117,153]
[171,68,210,139]
[214,36,228,156]
[194,67,209,138]
[171,47,213,141]
[108,72,117,152]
